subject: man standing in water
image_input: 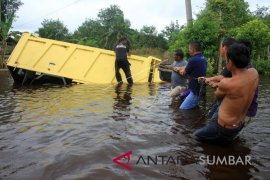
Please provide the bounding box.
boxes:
[115,37,133,84]
[204,38,258,124]
[176,41,207,109]
[167,49,188,99]
[194,43,259,142]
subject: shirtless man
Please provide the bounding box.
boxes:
[201,39,258,123]
[194,43,259,142]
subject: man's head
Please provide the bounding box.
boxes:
[174,49,184,61]
[189,41,202,56]
[221,37,236,57]
[226,43,250,70]
[237,39,252,57]
[119,37,128,44]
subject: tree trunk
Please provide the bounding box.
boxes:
[0,40,7,69]
[267,45,270,60]
[217,39,223,73]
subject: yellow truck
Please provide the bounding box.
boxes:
[7,32,162,85]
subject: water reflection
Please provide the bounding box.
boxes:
[112,84,133,121]
[201,142,253,180]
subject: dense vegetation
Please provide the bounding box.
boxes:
[1,0,270,74]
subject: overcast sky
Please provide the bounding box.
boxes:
[12,0,270,33]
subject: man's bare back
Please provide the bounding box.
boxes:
[215,68,259,126]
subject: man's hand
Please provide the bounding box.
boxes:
[164,65,173,70]
[198,77,206,83]
[208,81,219,88]
[173,67,181,72]
[179,68,186,75]
[198,76,219,88]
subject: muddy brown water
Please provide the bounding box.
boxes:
[0,70,269,179]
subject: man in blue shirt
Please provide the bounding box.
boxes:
[176,41,207,109]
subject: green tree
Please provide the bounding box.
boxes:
[252,5,270,27]
[170,14,220,57]
[161,20,182,41]
[0,0,23,68]
[97,5,131,50]
[137,25,168,49]
[73,5,131,50]
[72,18,103,47]
[36,19,70,41]
[0,0,22,22]
[203,0,251,34]
[170,0,252,72]
[233,19,270,60]
[73,5,168,52]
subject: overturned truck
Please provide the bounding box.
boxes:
[7,33,162,85]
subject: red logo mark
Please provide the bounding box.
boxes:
[112,151,132,171]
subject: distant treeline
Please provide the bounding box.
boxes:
[1,1,270,74]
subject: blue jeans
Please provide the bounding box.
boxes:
[209,100,221,117]
[180,91,199,109]
[193,113,244,142]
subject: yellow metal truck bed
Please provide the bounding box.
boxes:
[7,33,161,84]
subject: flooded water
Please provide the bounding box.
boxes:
[0,69,269,179]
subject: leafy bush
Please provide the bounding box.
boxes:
[207,58,215,76]
[253,60,270,75]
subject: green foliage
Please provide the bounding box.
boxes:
[36,19,70,41]
[207,58,215,76]
[252,6,270,27]
[0,0,23,42]
[72,18,103,47]
[132,25,168,50]
[0,0,22,68]
[0,11,14,40]
[232,19,270,59]
[97,5,131,49]
[131,48,166,59]
[253,60,270,75]
[169,0,270,73]
[72,5,131,50]
[0,0,23,23]
[203,0,251,34]
[170,14,220,60]
[161,20,182,41]
[33,4,168,53]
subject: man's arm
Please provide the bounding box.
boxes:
[205,75,224,84]
[173,66,186,74]
[179,66,186,75]
[215,79,228,100]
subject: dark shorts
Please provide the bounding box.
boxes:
[193,113,244,143]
